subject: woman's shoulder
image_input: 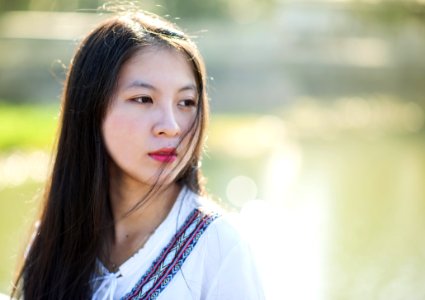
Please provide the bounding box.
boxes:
[184,189,250,252]
[186,192,265,299]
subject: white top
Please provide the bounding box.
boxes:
[91,186,265,300]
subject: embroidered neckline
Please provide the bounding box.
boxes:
[121,208,220,300]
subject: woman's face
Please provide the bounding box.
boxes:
[102,47,199,190]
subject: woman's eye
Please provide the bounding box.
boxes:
[179,99,197,107]
[132,96,153,104]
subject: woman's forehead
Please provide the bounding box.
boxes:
[117,46,197,92]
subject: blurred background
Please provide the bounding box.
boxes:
[1,0,425,299]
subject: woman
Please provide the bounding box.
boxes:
[13,11,264,300]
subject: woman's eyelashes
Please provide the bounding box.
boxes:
[178,99,197,108]
[128,96,197,108]
[131,96,153,104]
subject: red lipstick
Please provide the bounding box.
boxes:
[148,148,177,163]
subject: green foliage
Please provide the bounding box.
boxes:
[0,0,30,11]
[0,181,42,294]
[0,0,278,20]
[0,103,58,151]
[351,0,425,27]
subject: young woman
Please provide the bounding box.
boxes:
[13,11,264,300]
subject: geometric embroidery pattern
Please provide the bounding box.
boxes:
[121,208,220,300]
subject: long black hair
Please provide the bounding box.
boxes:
[13,11,209,299]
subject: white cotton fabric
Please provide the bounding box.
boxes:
[91,186,265,300]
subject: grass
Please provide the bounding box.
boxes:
[0,181,42,293]
[0,103,58,151]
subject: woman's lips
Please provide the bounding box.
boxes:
[148,148,177,163]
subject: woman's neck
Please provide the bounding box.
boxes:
[109,178,180,235]
[105,178,181,271]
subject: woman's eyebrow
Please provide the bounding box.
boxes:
[179,84,197,93]
[125,81,197,93]
[125,80,156,91]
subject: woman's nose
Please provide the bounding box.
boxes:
[153,107,181,137]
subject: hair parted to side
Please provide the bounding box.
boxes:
[12,11,209,299]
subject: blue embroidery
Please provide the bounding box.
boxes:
[122,208,220,300]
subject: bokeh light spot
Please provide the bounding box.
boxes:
[226,175,258,207]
